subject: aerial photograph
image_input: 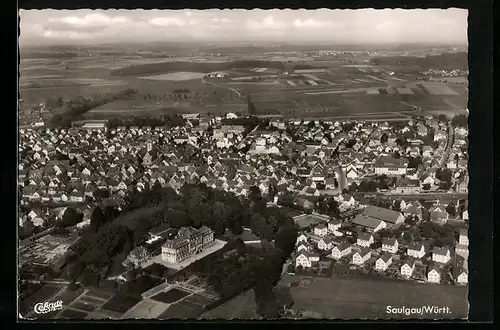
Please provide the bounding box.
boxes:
[18,8,469,320]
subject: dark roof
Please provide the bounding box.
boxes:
[357,232,373,241]
[357,247,371,257]
[352,214,383,229]
[407,242,424,251]
[432,246,450,256]
[362,205,402,224]
[382,238,398,246]
[378,253,392,262]
[403,258,416,267]
[336,242,351,251]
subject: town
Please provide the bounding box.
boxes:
[18,109,469,319]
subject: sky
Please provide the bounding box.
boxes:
[19,9,468,46]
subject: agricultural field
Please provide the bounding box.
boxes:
[139,72,206,81]
[151,288,190,304]
[279,275,468,319]
[200,289,259,319]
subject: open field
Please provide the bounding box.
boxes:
[20,49,468,121]
[279,275,468,319]
[200,289,259,319]
[151,288,190,304]
[139,72,206,81]
[101,295,142,314]
[121,299,170,319]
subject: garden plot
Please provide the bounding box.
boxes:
[397,88,415,95]
[420,83,459,95]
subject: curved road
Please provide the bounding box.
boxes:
[200,76,242,98]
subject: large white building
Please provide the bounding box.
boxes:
[161,226,214,263]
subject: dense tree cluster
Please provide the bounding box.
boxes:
[106,114,186,129]
[48,89,139,128]
[370,52,468,71]
[451,114,468,128]
[65,182,297,294]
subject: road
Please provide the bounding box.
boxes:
[378,192,467,200]
[201,76,242,97]
[439,121,455,168]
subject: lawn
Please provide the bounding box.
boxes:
[280,274,468,319]
[151,288,190,304]
[200,289,259,320]
[59,308,88,319]
[101,294,141,314]
[158,300,205,319]
[71,301,97,312]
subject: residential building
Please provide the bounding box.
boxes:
[161,226,214,263]
[375,253,393,271]
[295,251,320,268]
[314,223,328,237]
[401,258,416,278]
[317,235,334,251]
[356,232,374,247]
[432,246,451,264]
[407,242,426,259]
[352,248,371,265]
[331,242,352,260]
[328,218,341,232]
[427,266,441,284]
[382,238,399,253]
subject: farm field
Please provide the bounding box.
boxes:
[200,289,259,319]
[279,275,468,319]
[139,72,206,81]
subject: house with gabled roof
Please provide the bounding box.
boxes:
[295,251,320,268]
[352,248,372,265]
[356,232,374,247]
[382,237,399,253]
[352,214,387,233]
[317,235,335,251]
[375,253,393,271]
[432,246,451,264]
[314,223,328,237]
[331,242,352,260]
[400,258,416,277]
[427,265,441,284]
[407,242,426,259]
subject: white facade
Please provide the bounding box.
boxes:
[356,236,374,247]
[459,233,469,246]
[317,239,333,251]
[382,240,399,254]
[401,263,415,277]
[314,226,328,237]
[328,221,341,232]
[375,256,393,271]
[352,251,371,265]
[432,249,451,264]
[296,234,308,245]
[427,269,441,284]
[375,166,407,176]
[331,245,351,259]
[457,272,468,284]
[295,254,312,268]
[408,246,426,259]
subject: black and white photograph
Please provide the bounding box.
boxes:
[18,8,470,320]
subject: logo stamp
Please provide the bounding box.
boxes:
[33,300,63,315]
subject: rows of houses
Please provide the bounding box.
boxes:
[293,203,469,285]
